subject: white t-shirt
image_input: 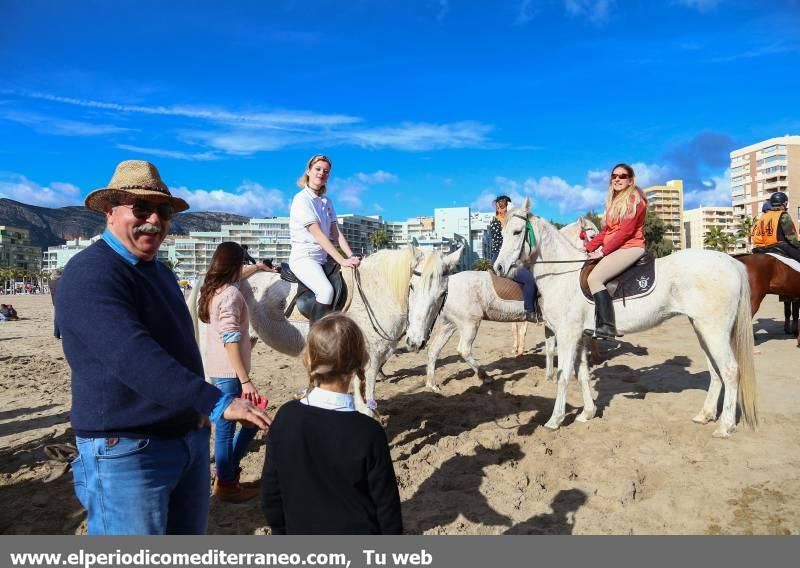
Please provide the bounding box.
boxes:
[289,186,338,263]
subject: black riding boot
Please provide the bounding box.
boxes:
[308,301,333,325]
[586,289,622,339]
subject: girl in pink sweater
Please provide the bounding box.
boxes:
[199,242,269,503]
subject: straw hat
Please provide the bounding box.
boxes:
[84,160,189,214]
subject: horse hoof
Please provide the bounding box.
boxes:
[544,420,561,431]
[426,383,441,393]
[712,429,732,439]
[692,413,713,425]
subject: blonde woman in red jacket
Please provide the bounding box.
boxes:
[583,163,647,339]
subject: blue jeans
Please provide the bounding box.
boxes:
[512,266,538,313]
[71,427,211,535]
[211,378,258,482]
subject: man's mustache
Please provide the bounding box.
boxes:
[134,223,162,235]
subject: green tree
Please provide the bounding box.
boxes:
[368,229,391,252]
[736,215,756,252]
[703,226,736,253]
[472,258,493,271]
[549,220,566,230]
[584,210,604,230]
[644,209,673,257]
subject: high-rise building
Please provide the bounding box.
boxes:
[43,236,102,270]
[337,214,385,256]
[642,180,685,250]
[683,207,737,250]
[0,226,42,271]
[730,135,800,226]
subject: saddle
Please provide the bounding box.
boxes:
[489,272,524,301]
[280,260,348,319]
[579,251,656,304]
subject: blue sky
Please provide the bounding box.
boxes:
[1,0,798,222]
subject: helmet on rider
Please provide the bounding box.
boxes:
[769,192,788,208]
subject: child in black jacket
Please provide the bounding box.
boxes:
[261,313,402,534]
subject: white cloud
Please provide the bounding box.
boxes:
[330,170,398,211]
[674,0,721,12]
[116,144,219,161]
[564,0,615,24]
[15,91,361,128]
[0,174,82,207]
[0,110,131,136]
[346,121,493,151]
[683,169,732,209]
[171,181,287,216]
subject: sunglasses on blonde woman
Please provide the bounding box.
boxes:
[611,173,630,180]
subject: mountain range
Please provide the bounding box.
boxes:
[0,198,250,249]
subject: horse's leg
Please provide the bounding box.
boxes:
[544,326,556,382]
[512,322,528,356]
[356,346,393,419]
[689,321,723,425]
[575,338,596,423]
[456,320,488,383]
[544,329,580,430]
[793,299,800,337]
[425,319,457,392]
[784,300,792,335]
[692,321,739,437]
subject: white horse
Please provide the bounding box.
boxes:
[189,246,463,416]
[424,218,598,391]
[493,199,757,438]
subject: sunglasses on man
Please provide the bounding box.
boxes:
[116,199,176,221]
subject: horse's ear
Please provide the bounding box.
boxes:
[523,196,531,212]
[443,245,465,273]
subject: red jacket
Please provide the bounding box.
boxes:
[586,192,647,255]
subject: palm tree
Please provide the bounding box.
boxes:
[737,215,756,252]
[472,258,493,271]
[368,229,391,252]
[704,227,736,253]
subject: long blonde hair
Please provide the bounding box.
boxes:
[302,313,368,400]
[296,154,332,192]
[605,163,646,223]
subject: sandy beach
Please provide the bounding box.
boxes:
[1,293,798,535]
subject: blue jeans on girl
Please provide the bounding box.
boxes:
[211,377,258,482]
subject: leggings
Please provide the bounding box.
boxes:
[588,247,646,294]
[774,242,800,263]
[289,256,334,304]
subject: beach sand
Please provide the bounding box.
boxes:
[1,294,798,534]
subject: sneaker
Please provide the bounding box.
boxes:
[213,478,260,503]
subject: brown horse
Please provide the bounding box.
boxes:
[736,253,800,348]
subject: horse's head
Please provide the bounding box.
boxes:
[405,245,464,352]
[493,197,536,278]
[576,215,599,248]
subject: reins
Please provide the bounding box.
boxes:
[512,213,590,266]
[353,266,406,342]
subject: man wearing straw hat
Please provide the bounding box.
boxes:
[56,160,271,535]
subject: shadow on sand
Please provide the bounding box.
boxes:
[504,488,588,534]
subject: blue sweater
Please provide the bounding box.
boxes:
[56,239,222,439]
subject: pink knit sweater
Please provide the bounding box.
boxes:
[205,284,251,379]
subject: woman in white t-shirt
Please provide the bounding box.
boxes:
[289,155,361,323]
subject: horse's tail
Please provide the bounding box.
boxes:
[733,264,758,429]
[187,276,203,343]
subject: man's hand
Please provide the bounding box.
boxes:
[223,398,272,430]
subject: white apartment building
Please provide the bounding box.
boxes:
[386,216,436,247]
[0,226,42,271]
[337,214,385,256]
[642,180,685,249]
[730,135,800,225]
[43,236,102,270]
[683,207,737,250]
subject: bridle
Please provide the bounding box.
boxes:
[352,265,448,344]
[511,213,590,266]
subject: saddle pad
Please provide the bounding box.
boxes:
[767,252,800,273]
[580,251,656,303]
[489,272,524,301]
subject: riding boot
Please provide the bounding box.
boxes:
[585,289,622,339]
[308,301,333,325]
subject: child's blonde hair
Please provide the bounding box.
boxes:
[302,313,368,399]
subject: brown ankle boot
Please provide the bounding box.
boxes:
[213,478,260,503]
[234,467,260,489]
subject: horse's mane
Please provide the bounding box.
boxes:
[418,249,444,289]
[361,248,415,306]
